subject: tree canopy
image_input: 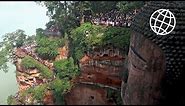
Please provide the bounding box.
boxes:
[117,1,145,13]
[35,28,65,60]
[0,29,29,72]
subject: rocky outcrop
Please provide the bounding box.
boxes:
[10,45,51,105]
[16,69,46,91]
[65,45,125,105]
[11,43,70,105]
[43,90,54,105]
[13,46,50,91]
[55,46,68,61]
[79,45,125,88]
[65,83,116,105]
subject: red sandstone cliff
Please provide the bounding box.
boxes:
[64,45,125,105]
[13,45,56,104]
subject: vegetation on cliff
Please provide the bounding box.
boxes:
[52,57,79,104]
[27,84,48,101]
[70,22,131,63]
[7,95,17,105]
[35,28,66,60]
[15,55,79,104]
[70,22,105,62]
[53,57,80,80]
[50,78,71,105]
[8,77,72,105]
[21,56,53,78]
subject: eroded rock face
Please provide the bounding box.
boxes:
[65,84,115,105]
[14,45,56,91]
[43,90,54,105]
[13,44,68,105]
[123,32,166,105]
[16,69,45,91]
[55,46,68,61]
[65,46,125,105]
[79,46,125,88]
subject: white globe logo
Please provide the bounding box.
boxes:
[150,9,176,35]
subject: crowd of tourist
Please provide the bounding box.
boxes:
[44,25,61,36]
[91,9,139,27]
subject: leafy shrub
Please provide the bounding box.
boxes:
[71,22,105,47]
[7,95,17,105]
[32,84,47,101]
[50,78,71,105]
[53,57,80,79]
[36,47,58,60]
[35,29,65,60]
[19,84,47,102]
[103,27,131,48]
[70,22,105,61]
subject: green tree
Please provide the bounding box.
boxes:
[14,30,27,47]
[117,1,144,13]
[18,84,48,103]
[70,22,105,64]
[2,29,27,48]
[117,1,145,26]
[90,1,118,15]
[103,27,131,49]
[7,95,17,105]
[35,28,65,60]
[0,29,28,72]
[0,48,9,72]
[36,1,123,59]
[53,57,79,79]
[50,78,71,105]
[37,1,80,35]
[32,84,47,101]
[25,35,36,45]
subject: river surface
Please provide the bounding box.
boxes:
[0,62,18,105]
